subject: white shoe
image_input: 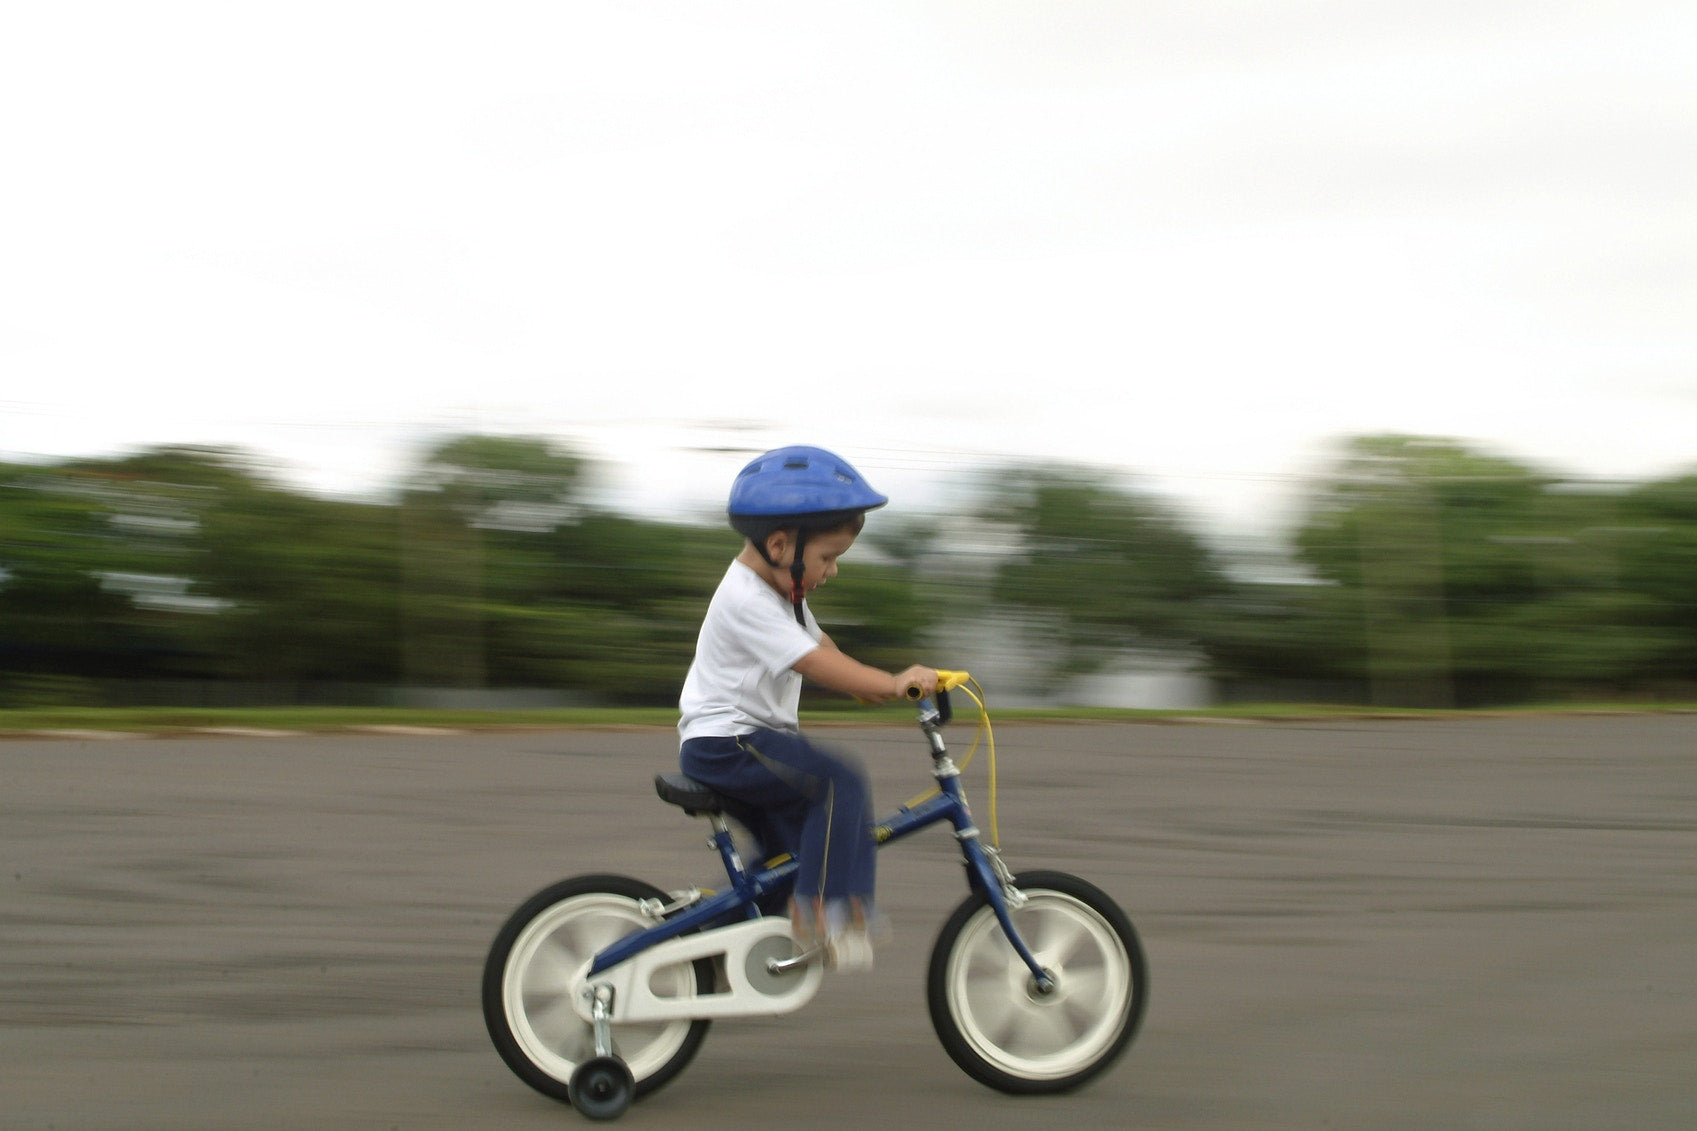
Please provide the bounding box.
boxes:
[826,928,874,973]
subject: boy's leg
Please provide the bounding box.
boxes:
[729,731,877,919]
[682,730,878,967]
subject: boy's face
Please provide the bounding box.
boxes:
[768,527,858,593]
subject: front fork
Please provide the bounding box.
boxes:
[933,748,1055,994]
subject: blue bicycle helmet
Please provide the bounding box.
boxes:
[728,445,887,532]
[727,446,888,624]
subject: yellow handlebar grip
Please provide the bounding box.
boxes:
[904,669,971,700]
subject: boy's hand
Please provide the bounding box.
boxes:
[893,665,939,701]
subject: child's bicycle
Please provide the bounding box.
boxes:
[481,672,1149,1120]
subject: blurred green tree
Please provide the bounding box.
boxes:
[1613,474,1697,687]
[0,461,151,694]
[85,447,403,689]
[1291,435,1679,705]
[977,465,1231,683]
[398,435,586,689]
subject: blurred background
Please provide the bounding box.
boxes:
[3,3,1693,711]
[2,435,1692,709]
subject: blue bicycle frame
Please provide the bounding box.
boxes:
[587,691,1054,992]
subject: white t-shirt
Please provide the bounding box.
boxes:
[678,560,823,741]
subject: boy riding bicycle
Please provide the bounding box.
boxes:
[678,445,937,972]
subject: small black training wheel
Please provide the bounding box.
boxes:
[568,1055,635,1121]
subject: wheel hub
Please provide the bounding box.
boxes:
[1025,967,1060,1001]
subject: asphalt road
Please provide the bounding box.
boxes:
[4,715,1695,1129]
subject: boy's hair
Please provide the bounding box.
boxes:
[743,511,866,553]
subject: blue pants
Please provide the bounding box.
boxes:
[680,730,876,907]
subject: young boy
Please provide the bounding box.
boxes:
[678,446,937,972]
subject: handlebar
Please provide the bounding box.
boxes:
[904,669,972,701]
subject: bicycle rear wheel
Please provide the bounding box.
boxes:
[927,870,1146,1093]
[482,874,713,1106]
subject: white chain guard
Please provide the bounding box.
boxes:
[573,916,824,1024]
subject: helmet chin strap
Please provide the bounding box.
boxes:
[788,527,808,626]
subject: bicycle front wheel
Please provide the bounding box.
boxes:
[927,870,1147,1093]
[482,874,713,1107]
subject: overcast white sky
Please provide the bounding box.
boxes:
[3,2,1693,537]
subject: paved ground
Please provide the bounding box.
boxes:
[3,715,1695,1129]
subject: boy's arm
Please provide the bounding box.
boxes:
[794,641,936,703]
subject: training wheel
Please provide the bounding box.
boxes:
[568,1055,635,1121]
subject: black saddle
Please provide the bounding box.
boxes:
[655,773,793,913]
[654,772,752,820]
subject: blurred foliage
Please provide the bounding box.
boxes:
[0,436,930,707]
[1233,436,1695,705]
[2,433,1694,708]
[973,465,1231,681]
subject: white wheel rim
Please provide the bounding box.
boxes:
[945,891,1132,1080]
[502,893,697,1084]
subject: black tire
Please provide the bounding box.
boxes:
[482,874,713,1106]
[926,870,1147,1094]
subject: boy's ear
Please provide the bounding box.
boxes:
[763,529,791,564]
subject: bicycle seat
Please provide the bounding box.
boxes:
[654,773,745,818]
